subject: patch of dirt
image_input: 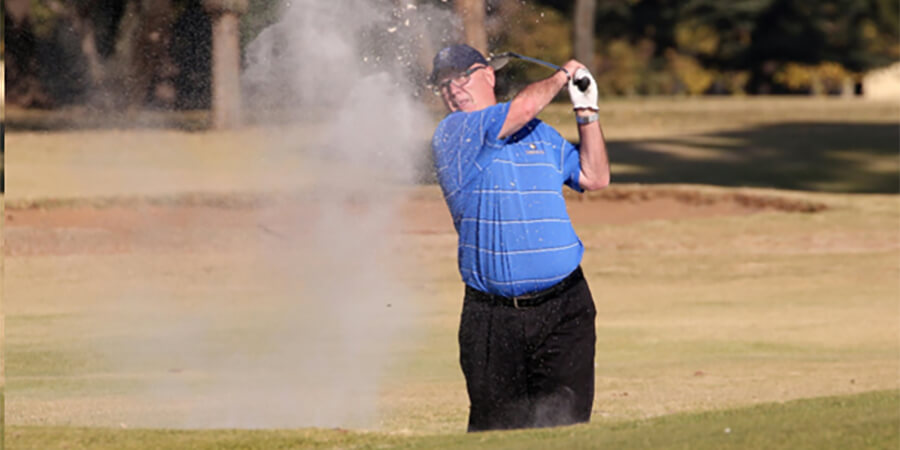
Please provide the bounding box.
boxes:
[4,187,828,257]
[570,186,828,212]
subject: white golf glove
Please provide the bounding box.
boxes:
[568,68,598,111]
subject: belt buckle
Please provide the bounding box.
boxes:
[512,293,533,309]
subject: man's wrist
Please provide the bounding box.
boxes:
[575,112,599,125]
[556,67,571,83]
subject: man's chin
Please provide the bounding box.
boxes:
[455,100,475,111]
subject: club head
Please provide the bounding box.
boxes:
[488,52,514,71]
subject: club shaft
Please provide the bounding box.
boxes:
[492,52,591,92]
[508,53,560,71]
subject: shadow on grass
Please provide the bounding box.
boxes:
[609,122,899,193]
[4,108,210,132]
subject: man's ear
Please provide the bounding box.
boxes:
[442,91,458,112]
[485,66,496,88]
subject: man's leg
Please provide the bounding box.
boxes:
[526,278,596,428]
[458,295,532,431]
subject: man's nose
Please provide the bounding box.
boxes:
[448,82,467,96]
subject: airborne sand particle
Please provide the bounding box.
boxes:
[95,0,461,429]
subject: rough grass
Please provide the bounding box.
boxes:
[539,98,900,193]
[6,98,899,199]
[6,390,898,449]
[4,97,899,447]
[4,187,897,435]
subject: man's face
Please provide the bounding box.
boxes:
[436,63,496,113]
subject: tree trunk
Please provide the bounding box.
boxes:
[840,76,855,98]
[129,0,178,108]
[204,0,248,129]
[75,15,107,87]
[394,0,438,104]
[573,0,596,69]
[810,73,824,96]
[4,0,53,107]
[455,0,488,54]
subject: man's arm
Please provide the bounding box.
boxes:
[498,63,580,139]
[568,68,610,191]
[575,111,610,191]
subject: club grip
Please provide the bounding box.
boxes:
[574,77,590,92]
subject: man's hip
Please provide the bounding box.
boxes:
[463,266,586,309]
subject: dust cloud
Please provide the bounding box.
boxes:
[95,0,460,429]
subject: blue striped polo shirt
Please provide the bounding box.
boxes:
[431,102,584,297]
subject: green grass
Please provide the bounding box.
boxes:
[4,98,899,448]
[6,390,898,449]
[538,98,900,193]
[7,98,899,197]
[4,106,211,131]
[4,189,898,433]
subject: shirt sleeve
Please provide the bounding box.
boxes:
[449,102,509,148]
[431,103,510,194]
[476,102,510,147]
[563,140,583,193]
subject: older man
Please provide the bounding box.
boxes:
[429,44,611,432]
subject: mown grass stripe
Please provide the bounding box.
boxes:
[6,390,898,450]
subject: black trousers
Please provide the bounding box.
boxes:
[458,268,596,432]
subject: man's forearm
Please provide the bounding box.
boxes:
[576,112,610,191]
[498,70,569,139]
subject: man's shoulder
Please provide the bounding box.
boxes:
[435,111,466,132]
[431,103,509,155]
[507,118,561,141]
[432,111,466,152]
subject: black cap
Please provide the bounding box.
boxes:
[429,44,488,84]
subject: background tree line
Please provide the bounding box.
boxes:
[502,0,898,96]
[4,0,898,110]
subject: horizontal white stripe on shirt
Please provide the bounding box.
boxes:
[470,189,562,196]
[492,159,561,170]
[459,218,570,225]
[459,267,569,286]
[459,242,579,256]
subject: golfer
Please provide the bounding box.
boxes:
[429,44,611,432]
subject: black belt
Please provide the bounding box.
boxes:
[465,266,585,309]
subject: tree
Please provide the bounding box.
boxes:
[573,0,596,68]
[4,0,53,107]
[128,0,179,107]
[204,0,248,128]
[672,0,899,94]
[3,0,183,108]
[455,0,488,54]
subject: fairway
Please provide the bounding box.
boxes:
[4,98,899,448]
[7,391,899,449]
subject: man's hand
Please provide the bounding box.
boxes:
[568,68,598,112]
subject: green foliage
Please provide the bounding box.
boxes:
[491,3,572,86]
[8,0,900,104]
[674,21,720,57]
[595,39,656,96]
[240,0,283,50]
[774,61,856,94]
[684,0,899,92]
[27,0,62,39]
[666,49,715,95]
[7,390,899,449]
[530,0,900,95]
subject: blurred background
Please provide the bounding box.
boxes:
[4,0,899,115]
[4,0,898,193]
[3,2,899,445]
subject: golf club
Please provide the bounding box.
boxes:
[489,52,591,92]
